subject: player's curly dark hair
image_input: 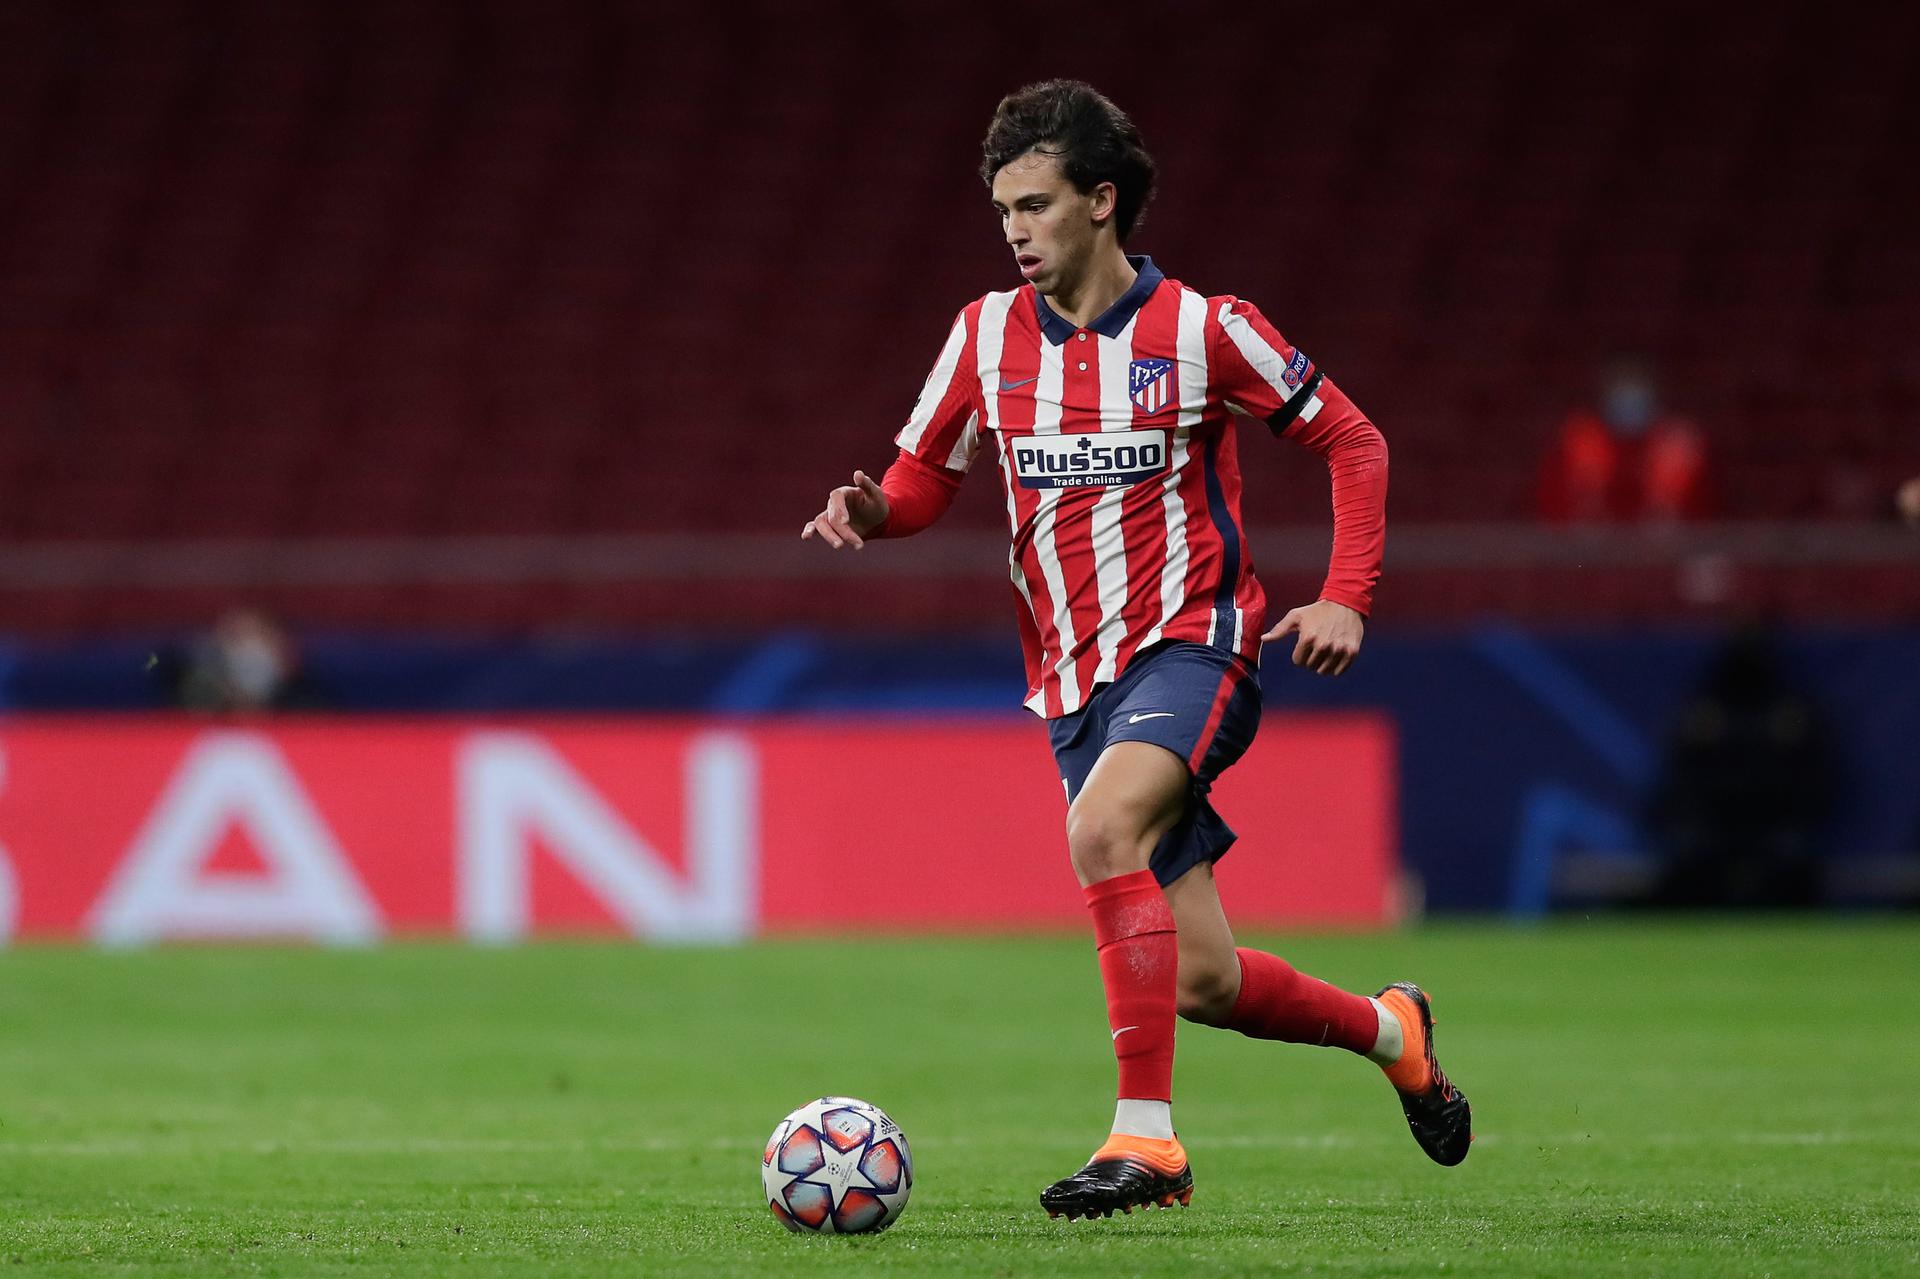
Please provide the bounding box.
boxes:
[980,80,1158,241]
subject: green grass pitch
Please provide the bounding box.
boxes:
[3,920,1917,1276]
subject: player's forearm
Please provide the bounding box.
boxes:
[1283,383,1388,616]
[1318,421,1387,615]
[870,450,964,538]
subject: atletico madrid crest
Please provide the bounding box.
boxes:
[1129,358,1174,414]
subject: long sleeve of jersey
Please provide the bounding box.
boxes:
[871,305,982,538]
[1280,377,1388,617]
[870,449,964,538]
[1205,297,1389,618]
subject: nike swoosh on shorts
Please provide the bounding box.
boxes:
[1128,712,1175,723]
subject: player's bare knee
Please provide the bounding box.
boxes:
[1065,805,1152,883]
[1176,963,1239,1026]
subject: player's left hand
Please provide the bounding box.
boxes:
[1263,599,1365,676]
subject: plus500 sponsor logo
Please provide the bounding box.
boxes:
[1011,430,1167,490]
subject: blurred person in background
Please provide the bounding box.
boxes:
[1896,475,1920,526]
[1539,354,1710,524]
[1646,625,1836,908]
[160,607,325,715]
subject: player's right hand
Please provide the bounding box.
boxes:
[1264,598,1364,676]
[801,470,889,550]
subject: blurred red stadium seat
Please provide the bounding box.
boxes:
[0,1,1913,629]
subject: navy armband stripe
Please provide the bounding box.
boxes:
[1266,369,1324,434]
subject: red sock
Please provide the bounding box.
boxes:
[1083,870,1178,1103]
[1224,947,1378,1055]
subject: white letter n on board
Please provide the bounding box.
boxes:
[455,731,757,943]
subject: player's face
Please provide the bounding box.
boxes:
[990,150,1113,297]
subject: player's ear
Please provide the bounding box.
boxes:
[1088,181,1118,228]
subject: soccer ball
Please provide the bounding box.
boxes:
[761,1096,913,1234]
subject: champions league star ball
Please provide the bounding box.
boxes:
[761,1096,913,1234]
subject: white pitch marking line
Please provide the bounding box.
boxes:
[1,1131,1909,1158]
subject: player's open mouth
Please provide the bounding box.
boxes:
[1017,255,1043,279]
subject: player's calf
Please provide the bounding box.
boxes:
[1223,947,1381,1051]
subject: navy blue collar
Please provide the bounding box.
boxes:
[1033,255,1164,345]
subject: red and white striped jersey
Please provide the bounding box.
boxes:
[894,256,1362,719]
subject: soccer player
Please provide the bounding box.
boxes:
[802,80,1471,1220]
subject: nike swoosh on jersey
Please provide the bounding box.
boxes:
[1128,712,1176,723]
[998,375,1040,391]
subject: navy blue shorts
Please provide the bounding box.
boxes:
[1046,640,1263,887]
